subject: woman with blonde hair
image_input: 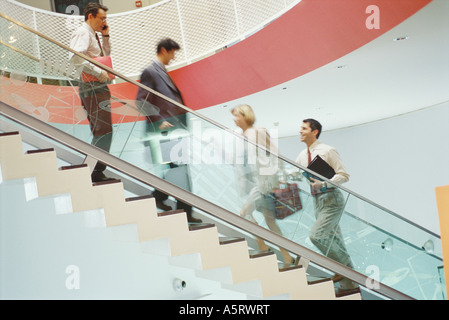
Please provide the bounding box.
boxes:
[231,104,297,265]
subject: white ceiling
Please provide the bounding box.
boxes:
[198,0,449,138]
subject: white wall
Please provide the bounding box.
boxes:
[278,102,449,236]
[14,0,51,11]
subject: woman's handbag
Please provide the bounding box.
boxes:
[269,183,302,219]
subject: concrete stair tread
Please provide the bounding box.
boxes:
[218,237,246,246]
[125,194,154,202]
[0,131,20,137]
[92,179,122,186]
[188,222,216,231]
[278,262,303,272]
[157,209,185,217]
[249,249,275,259]
[60,164,89,171]
[26,148,54,154]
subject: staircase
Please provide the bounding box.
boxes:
[0,131,361,300]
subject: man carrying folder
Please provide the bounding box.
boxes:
[296,118,359,296]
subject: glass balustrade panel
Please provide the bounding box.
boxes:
[1,14,445,300]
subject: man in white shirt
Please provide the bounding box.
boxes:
[296,118,359,296]
[136,38,202,223]
[69,3,113,182]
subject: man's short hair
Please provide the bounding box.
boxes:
[303,118,322,139]
[84,2,109,21]
[157,38,181,54]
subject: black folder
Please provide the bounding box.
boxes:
[303,155,335,181]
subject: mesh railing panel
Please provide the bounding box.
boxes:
[0,0,300,78]
[177,0,238,62]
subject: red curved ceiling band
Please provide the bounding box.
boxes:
[170,0,432,110]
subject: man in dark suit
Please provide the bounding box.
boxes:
[136,38,202,223]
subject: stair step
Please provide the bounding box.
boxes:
[0,131,19,137]
[278,262,303,272]
[249,249,275,259]
[188,223,215,231]
[92,179,121,186]
[60,164,88,171]
[307,276,333,285]
[125,194,154,202]
[219,237,246,245]
[26,148,55,154]
[157,209,185,217]
[156,210,217,234]
[335,287,361,298]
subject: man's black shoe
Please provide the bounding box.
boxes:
[187,215,202,223]
[91,171,115,183]
[156,200,173,211]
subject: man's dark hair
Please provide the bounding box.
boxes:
[303,118,322,139]
[157,38,181,54]
[84,2,109,21]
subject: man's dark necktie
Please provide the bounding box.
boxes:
[308,148,316,196]
[95,33,104,57]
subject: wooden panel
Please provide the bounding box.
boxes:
[436,185,449,299]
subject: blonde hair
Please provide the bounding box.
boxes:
[231,104,255,127]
